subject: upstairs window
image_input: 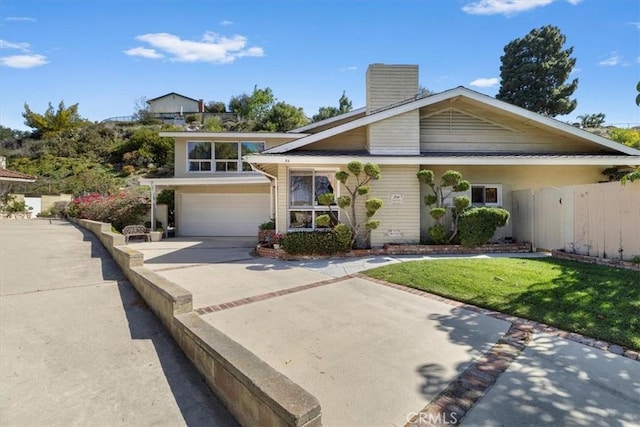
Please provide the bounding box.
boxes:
[187,141,265,172]
[187,141,212,171]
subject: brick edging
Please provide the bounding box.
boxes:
[357,273,640,362]
[195,275,354,315]
[256,242,532,260]
[405,324,532,426]
[552,250,640,271]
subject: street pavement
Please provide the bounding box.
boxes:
[0,220,237,427]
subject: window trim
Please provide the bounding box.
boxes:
[287,168,338,230]
[442,183,502,207]
[471,184,502,207]
[186,140,265,173]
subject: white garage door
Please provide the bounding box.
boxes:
[179,193,270,236]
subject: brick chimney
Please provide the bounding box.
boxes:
[198,99,205,113]
[366,64,419,114]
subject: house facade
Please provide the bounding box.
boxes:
[142,64,640,248]
[147,92,204,115]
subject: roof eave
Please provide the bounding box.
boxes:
[159,131,309,139]
[246,154,640,166]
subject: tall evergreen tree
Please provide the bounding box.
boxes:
[312,91,353,122]
[497,25,578,117]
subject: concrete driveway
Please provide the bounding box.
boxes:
[130,237,640,426]
[1,222,237,427]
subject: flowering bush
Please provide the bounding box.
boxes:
[66,187,150,232]
[271,233,283,244]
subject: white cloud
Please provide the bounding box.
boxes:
[599,52,621,66]
[340,66,358,72]
[220,20,233,26]
[462,0,581,16]
[123,47,164,59]
[469,77,499,87]
[0,54,48,68]
[126,31,264,64]
[0,39,31,51]
[5,17,36,22]
[632,22,640,30]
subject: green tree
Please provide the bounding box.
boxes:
[577,113,606,129]
[23,101,89,138]
[621,168,640,185]
[262,102,308,132]
[229,86,275,122]
[312,91,353,122]
[497,25,578,117]
[636,81,640,107]
[204,101,227,113]
[417,169,471,244]
[317,161,383,248]
[112,128,174,169]
[609,128,640,149]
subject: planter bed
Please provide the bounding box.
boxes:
[552,250,640,272]
[256,242,532,260]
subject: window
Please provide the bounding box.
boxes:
[471,185,502,206]
[288,170,337,229]
[187,141,265,172]
[442,183,502,207]
[187,141,212,171]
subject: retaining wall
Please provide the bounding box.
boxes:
[71,218,322,427]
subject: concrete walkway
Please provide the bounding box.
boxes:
[0,220,237,427]
[131,236,640,426]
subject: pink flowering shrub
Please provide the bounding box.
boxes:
[67,188,150,232]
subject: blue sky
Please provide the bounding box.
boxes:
[1,0,639,131]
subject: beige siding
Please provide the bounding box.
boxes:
[419,103,613,154]
[420,165,605,242]
[303,128,367,151]
[369,165,421,246]
[368,111,420,155]
[148,95,199,113]
[366,64,418,113]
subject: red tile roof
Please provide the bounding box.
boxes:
[0,169,36,181]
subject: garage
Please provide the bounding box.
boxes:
[178,193,270,236]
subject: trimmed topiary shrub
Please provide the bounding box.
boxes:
[281,230,351,255]
[457,207,510,248]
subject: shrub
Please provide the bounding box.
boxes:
[259,218,275,230]
[281,230,350,255]
[122,165,135,176]
[457,207,510,248]
[428,224,447,244]
[66,188,150,231]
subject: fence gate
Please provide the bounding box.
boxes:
[533,187,564,251]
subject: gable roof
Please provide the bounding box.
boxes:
[147,92,200,104]
[289,107,367,134]
[264,87,639,156]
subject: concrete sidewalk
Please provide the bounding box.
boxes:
[0,220,236,426]
[133,236,640,426]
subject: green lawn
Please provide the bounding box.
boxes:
[363,258,640,351]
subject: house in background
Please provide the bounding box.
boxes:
[0,156,36,199]
[147,92,204,117]
[142,64,640,251]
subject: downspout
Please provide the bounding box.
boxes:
[250,164,279,233]
[148,181,157,231]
